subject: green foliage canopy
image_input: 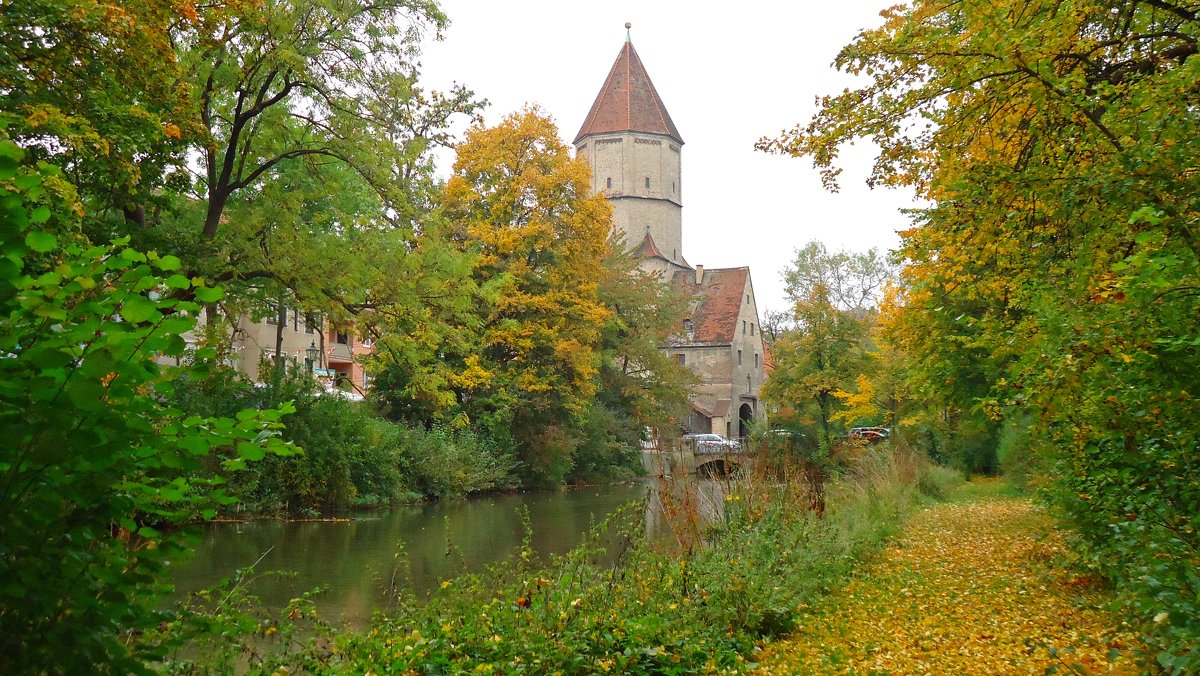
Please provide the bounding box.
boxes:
[762,0,1200,665]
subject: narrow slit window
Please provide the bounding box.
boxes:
[606,177,612,189]
[645,176,650,189]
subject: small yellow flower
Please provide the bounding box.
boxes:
[440,580,451,589]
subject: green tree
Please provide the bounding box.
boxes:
[170,0,472,237]
[762,0,1200,663]
[0,0,191,227]
[762,283,870,449]
[784,241,895,316]
[574,245,696,479]
[3,0,482,340]
[165,0,481,331]
[765,242,888,447]
[0,135,294,672]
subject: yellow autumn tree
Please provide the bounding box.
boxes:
[831,374,882,427]
[441,107,614,484]
[763,0,1200,662]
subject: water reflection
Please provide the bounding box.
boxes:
[171,483,652,627]
[171,478,734,628]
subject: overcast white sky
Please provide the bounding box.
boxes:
[419,2,919,315]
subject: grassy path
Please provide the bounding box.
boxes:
[755,480,1146,675]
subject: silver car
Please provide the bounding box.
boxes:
[683,433,741,452]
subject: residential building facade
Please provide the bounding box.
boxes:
[228,304,372,394]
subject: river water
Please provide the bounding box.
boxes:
[170,481,690,628]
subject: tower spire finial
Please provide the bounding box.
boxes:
[625,22,631,42]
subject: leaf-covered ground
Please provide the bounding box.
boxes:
[755,480,1147,674]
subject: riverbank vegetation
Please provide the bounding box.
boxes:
[167,365,520,513]
[147,449,961,674]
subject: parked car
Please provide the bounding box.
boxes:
[849,427,890,444]
[682,433,741,452]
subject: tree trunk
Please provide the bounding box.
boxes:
[274,300,285,372]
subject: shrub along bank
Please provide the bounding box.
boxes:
[168,367,520,514]
[151,447,962,673]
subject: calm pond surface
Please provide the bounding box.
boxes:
[170,481,696,627]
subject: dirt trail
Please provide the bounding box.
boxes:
[755,480,1146,674]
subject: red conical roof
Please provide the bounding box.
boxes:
[633,231,669,260]
[574,41,683,145]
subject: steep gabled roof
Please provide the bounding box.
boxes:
[574,40,684,145]
[670,267,750,344]
[633,231,669,261]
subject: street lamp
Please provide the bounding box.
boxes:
[305,341,320,374]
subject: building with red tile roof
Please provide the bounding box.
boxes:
[577,31,766,439]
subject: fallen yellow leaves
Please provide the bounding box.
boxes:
[755,480,1146,674]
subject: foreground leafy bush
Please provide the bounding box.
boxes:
[0,138,293,672]
[166,448,958,673]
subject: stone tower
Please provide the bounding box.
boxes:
[575,30,768,440]
[574,35,690,276]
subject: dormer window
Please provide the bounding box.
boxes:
[683,319,693,333]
